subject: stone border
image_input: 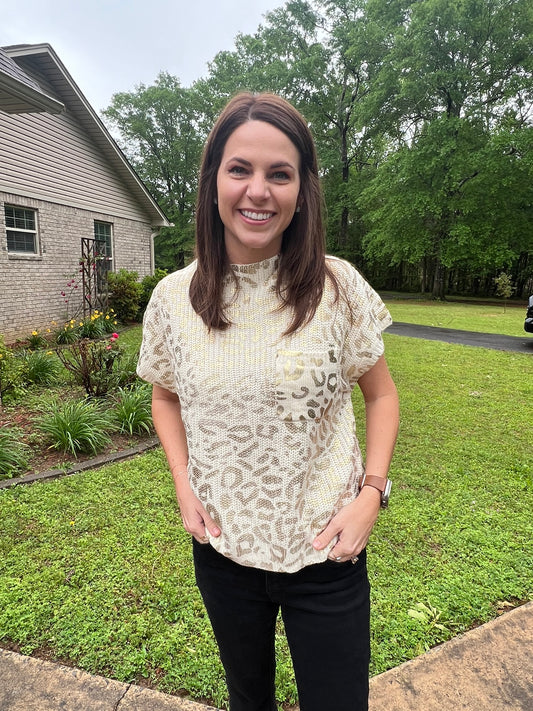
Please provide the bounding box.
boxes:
[0,436,161,490]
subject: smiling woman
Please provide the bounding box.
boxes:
[136,92,399,711]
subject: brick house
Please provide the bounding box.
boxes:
[0,44,169,342]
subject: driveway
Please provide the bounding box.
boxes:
[387,322,533,353]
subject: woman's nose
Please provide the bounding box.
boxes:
[247,173,270,201]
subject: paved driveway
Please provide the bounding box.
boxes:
[387,322,533,353]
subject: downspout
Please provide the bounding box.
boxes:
[150,230,158,274]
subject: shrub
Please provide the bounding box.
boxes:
[36,399,114,456]
[55,334,123,396]
[113,384,153,435]
[0,427,30,478]
[18,349,60,386]
[0,335,26,406]
[138,269,168,315]
[108,270,143,323]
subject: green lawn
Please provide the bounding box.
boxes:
[0,318,532,710]
[386,299,527,337]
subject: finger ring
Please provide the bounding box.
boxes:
[199,535,209,543]
[351,555,359,564]
[335,556,342,562]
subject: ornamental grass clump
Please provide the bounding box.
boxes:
[0,427,30,478]
[18,349,60,386]
[113,384,153,435]
[36,399,114,456]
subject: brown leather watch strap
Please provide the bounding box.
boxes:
[361,475,388,492]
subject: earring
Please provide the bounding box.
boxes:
[214,197,218,205]
[295,205,301,213]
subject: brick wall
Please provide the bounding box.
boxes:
[0,193,153,343]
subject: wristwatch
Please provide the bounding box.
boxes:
[359,473,392,508]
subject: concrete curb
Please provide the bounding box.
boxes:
[0,436,161,490]
[368,601,533,710]
[1,602,531,710]
[0,648,220,711]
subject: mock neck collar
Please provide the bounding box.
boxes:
[230,254,279,282]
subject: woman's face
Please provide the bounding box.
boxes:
[216,120,301,264]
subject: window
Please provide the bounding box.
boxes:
[94,221,113,291]
[5,205,38,254]
[93,221,113,266]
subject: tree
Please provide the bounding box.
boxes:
[103,74,205,269]
[360,0,533,296]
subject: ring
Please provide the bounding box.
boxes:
[335,556,342,562]
[199,535,209,543]
[351,556,359,564]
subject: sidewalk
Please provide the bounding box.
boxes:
[1,601,531,711]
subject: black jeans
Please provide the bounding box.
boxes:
[193,540,370,711]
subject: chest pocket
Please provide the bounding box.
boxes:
[275,349,339,422]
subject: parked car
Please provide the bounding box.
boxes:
[525,295,533,333]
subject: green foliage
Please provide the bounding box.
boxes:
[113,384,153,435]
[138,269,168,315]
[107,270,143,323]
[18,349,60,386]
[55,319,82,344]
[36,399,114,456]
[0,428,29,478]
[55,336,124,397]
[103,74,204,270]
[27,330,49,350]
[493,272,515,310]
[0,335,26,406]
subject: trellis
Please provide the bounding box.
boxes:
[80,237,109,318]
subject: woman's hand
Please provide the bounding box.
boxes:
[176,488,221,544]
[312,487,381,561]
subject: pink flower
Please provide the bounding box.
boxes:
[111,333,119,340]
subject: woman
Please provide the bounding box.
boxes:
[137,92,399,711]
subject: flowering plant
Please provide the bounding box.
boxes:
[55,333,124,396]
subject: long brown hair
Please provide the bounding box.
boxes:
[189,92,338,335]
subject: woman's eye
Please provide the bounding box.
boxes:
[271,171,290,181]
[229,165,247,175]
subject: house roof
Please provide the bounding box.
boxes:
[2,44,169,227]
[0,46,64,114]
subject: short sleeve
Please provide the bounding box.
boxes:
[334,260,392,386]
[136,280,178,393]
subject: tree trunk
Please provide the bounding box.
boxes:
[432,259,446,299]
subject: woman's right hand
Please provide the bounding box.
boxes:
[176,489,221,544]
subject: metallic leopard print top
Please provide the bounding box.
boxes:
[137,255,391,572]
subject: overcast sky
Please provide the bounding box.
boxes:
[1,0,285,113]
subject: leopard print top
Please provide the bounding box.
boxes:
[137,255,391,572]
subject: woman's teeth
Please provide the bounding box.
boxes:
[241,210,273,221]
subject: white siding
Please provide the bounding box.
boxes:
[0,107,149,222]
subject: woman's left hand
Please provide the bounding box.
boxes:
[312,486,382,561]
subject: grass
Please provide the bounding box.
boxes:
[386,300,527,336]
[0,311,532,710]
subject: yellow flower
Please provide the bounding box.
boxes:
[32,330,38,336]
